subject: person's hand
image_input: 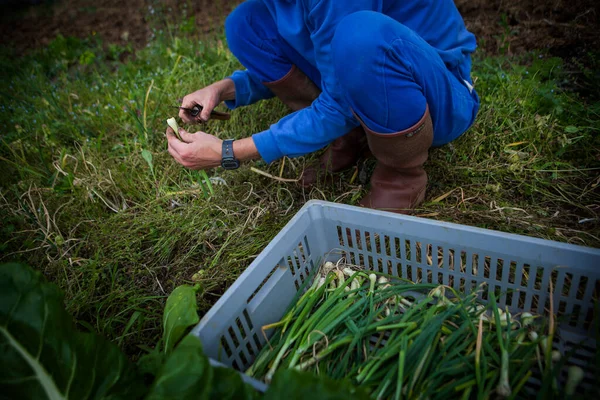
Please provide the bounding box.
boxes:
[166,126,222,170]
[179,83,223,123]
[179,78,235,124]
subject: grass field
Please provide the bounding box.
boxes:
[1,18,599,359]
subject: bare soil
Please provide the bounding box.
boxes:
[1,0,598,61]
[457,0,600,60]
[0,0,241,54]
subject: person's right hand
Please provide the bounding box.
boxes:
[179,82,223,123]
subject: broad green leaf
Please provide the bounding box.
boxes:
[145,335,211,400]
[146,335,259,400]
[210,367,260,400]
[162,285,199,355]
[137,349,166,379]
[141,149,154,173]
[265,369,369,400]
[0,262,145,400]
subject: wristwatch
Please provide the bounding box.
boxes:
[221,139,240,170]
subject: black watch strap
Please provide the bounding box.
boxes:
[221,139,240,170]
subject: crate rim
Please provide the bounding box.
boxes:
[300,200,600,254]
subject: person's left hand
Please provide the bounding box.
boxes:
[166,127,222,170]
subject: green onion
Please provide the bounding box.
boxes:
[246,260,587,399]
[166,117,183,141]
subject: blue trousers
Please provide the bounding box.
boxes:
[225,1,480,147]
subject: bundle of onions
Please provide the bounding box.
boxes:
[246,260,589,399]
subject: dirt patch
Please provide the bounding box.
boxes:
[457,0,600,60]
[1,0,599,61]
[0,0,148,52]
[0,0,241,55]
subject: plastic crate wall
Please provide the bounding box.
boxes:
[191,200,600,389]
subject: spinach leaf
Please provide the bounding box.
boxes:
[265,369,369,400]
[162,285,199,355]
[139,284,200,377]
[0,262,146,400]
[146,335,211,399]
[210,366,260,400]
[137,350,166,380]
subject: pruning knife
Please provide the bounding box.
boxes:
[173,105,231,121]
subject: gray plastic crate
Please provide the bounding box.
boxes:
[191,200,600,391]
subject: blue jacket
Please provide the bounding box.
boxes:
[225,0,477,163]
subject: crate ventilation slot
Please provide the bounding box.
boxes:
[219,308,260,371]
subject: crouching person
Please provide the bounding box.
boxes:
[166,0,480,214]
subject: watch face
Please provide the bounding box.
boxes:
[221,159,240,170]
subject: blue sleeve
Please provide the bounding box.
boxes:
[224,70,275,110]
[252,1,376,164]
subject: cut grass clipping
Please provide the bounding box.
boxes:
[167,117,183,141]
[247,261,591,399]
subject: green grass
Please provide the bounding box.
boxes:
[1,19,599,359]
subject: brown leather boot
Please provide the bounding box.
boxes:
[299,126,368,187]
[263,65,321,111]
[264,66,367,186]
[358,106,434,214]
